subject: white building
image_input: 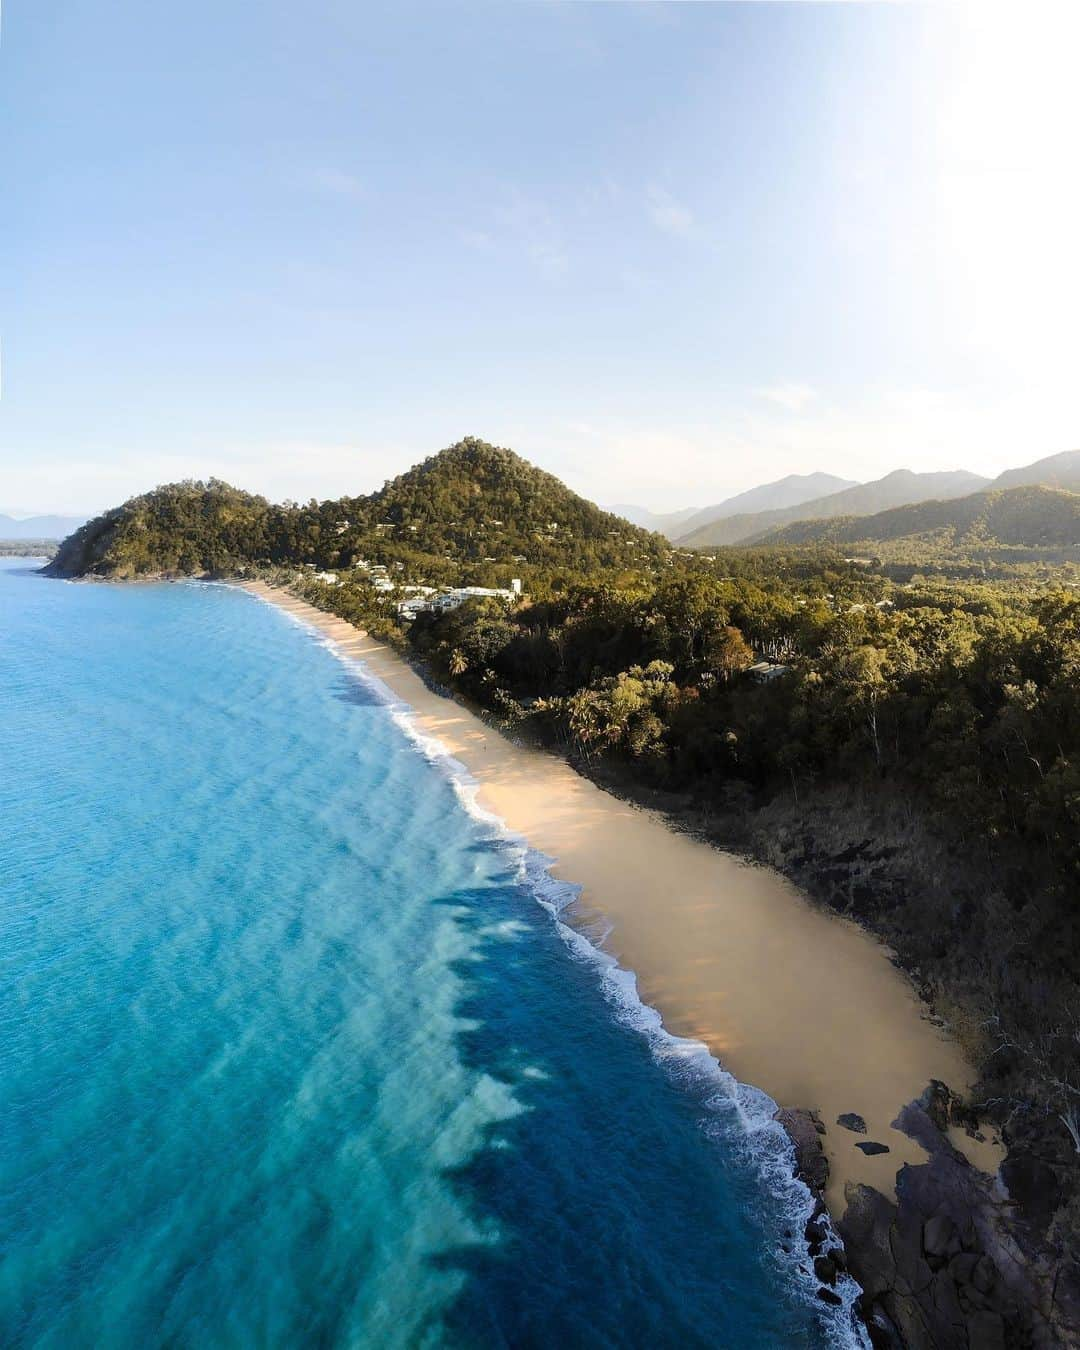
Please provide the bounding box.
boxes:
[396,580,524,621]
[747,661,790,683]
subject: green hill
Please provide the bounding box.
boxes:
[46,438,665,579]
[342,439,657,565]
[759,484,1080,548]
[46,480,277,578]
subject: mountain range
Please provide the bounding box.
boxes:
[36,444,1080,568]
[674,470,991,547]
[672,472,858,541]
[611,450,1080,549]
[609,472,855,540]
[0,512,88,540]
[764,484,1080,549]
[747,451,1080,550]
[989,449,1080,493]
[606,504,699,535]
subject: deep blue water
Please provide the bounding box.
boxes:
[0,560,856,1348]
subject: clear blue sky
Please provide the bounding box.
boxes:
[3,1,1077,514]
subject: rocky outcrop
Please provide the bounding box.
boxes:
[775,1106,830,1195]
[840,1113,869,1134]
[838,1084,1080,1349]
[774,1106,857,1312]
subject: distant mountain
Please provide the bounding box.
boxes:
[677,469,990,548]
[674,472,857,542]
[760,485,1080,549]
[992,449,1080,492]
[0,512,87,540]
[608,504,699,536]
[47,439,666,578]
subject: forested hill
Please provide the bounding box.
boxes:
[46,438,666,580]
[342,439,651,560]
[759,484,1080,549]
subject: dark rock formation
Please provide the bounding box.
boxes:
[840,1112,869,1134]
[775,1106,829,1195]
[838,1084,1080,1349]
[857,1141,891,1156]
[775,1107,858,1310]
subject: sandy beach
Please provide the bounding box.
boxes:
[240,581,1003,1215]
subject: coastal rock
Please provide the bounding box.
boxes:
[838,1084,1078,1350]
[967,1311,1006,1350]
[1000,1150,1062,1236]
[805,1217,828,1252]
[922,1214,959,1263]
[920,1080,955,1134]
[858,1141,891,1156]
[814,1254,839,1286]
[775,1107,829,1195]
[839,1112,869,1134]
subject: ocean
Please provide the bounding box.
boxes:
[0,559,858,1348]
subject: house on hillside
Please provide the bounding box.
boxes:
[747,661,790,683]
[396,580,523,622]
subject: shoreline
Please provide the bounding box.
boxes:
[238,580,1004,1220]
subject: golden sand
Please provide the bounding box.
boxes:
[240,582,1003,1214]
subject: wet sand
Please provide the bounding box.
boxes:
[240,581,1003,1214]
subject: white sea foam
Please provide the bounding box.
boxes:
[240,586,871,1348]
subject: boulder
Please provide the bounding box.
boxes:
[775,1107,829,1195]
[1000,1150,1061,1236]
[920,1080,955,1133]
[804,1216,827,1254]
[923,1213,960,1261]
[838,1084,1070,1350]
[839,1112,869,1134]
[947,1252,981,1286]
[965,1309,1006,1350]
[857,1140,891,1156]
[971,1257,996,1297]
[814,1254,838,1286]
[865,1306,905,1350]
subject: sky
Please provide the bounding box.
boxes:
[2,0,1079,515]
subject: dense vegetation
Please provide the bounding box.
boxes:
[49,438,1080,1244]
[47,439,666,582]
[393,558,1080,1195]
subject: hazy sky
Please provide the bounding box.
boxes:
[3,1,1078,514]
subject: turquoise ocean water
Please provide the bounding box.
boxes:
[0,560,859,1348]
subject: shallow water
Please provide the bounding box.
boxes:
[0,561,857,1347]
